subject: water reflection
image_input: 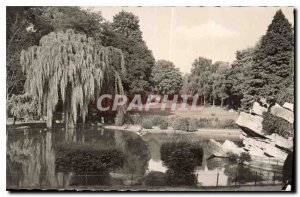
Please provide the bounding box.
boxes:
[7,126,271,189]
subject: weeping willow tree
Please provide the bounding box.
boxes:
[20,29,125,128]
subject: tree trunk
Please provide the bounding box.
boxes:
[203,96,206,107]
[221,99,224,108]
[213,97,215,107]
[13,116,16,125]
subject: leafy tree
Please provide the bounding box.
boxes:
[6,7,107,98]
[101,12,155,95]
[151,60,183,95]
[187,57,212,106]
[112,10,143,43]
[225,48,254,110]
[7,93,38,124]
[251,9,294,100]
[20,30,125,128]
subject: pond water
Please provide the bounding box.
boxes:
[6,125,280,190]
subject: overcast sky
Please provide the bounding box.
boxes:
[90,7,294,74]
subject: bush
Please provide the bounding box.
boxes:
[160,141,203,185]
[159,120,168,130]
[188,118,198,132]
[142,119,153,129]
[239,152,251,164]
[144,171,166,186]
[149,115,165,126]
[172,117,189,131]
[197,118,212,128]
[55,142,124,174]
[262,112,293,138]
[228,152,239,161]
[115,112,125,126]
[126,113,142,125]
[219,119,239,129]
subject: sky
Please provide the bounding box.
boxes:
[89,7,294,74]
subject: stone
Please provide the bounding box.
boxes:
[252,102,268,116]
[236,112,264,135]
[270,103,294,123]
[283,102,294,112]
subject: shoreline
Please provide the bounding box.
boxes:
[104,125,241,140]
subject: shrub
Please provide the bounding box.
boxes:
[160,141,203,185]
[262,112,293,138]
[197,118,212,128]
[228,152,239,161]
[126,113,142,125]
[239,152,251,164]
[115,112,125,126]
[144,171,166,186]
[219,119,239,129]
[149,115,165,126]
[55,142,124,174]
[167,116,178,126]
[142,119,153,129]
[188,118,198,132]
[172,117,189,131]
[159,120,168,130]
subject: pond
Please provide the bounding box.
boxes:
[6,125,280,190]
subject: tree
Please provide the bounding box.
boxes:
[225,48,254,110]
[251,9,294,99]
[7,93,38,124]
[151,60,183,95]
[112,10,143,43]
[6,7,107,98]
[20,30,125,128]
[102,11,155,95]
[187,57,212,106]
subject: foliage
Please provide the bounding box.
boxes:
[160,141,203,186]
[159,120,169,130]
[102,11,155,95]
[219,119,239,129]
[55,142,125,174]
[7,93,38,120]
[148,115,165,126]
[172,117,189,131]
[239,152,252,164]
[188,118,198,132]
[228,152,239,161]
[144,171,166,186]
[141,119,153,129]
[151,60,183,95]
[250,10,294,103]
[6,7,108,97]
[20,30,125,128]
[112,11,143,42]
[197,118,213,128]
[115,112,125,126]
[262,112,293,137]
[125,113,142,125]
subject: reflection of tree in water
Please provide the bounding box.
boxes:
[7,130,70,188]
[114,131,150,183]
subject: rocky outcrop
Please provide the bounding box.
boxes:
[236,100,293,163]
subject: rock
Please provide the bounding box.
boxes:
[207,139,244,157]
[283,102,294,112]
[252,102,268,116]
[236,112,264,135]
[266,133,293,150]
[264,144,288,161]
[270,103,294,123]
